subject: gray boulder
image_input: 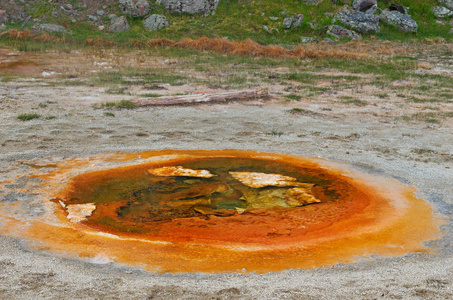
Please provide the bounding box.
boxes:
[108,15,130,32]
[282,14,303,29]
[31,24,67,33]
[380,9,418,32]
[352,0,377,12]
[335,10,380,33]
[327,25,362,40]
[0,10,7,24]
[432,6,453,18]
[143,14,169,31]
[156,0,221,16]
[301,36,314,43]
[119,0,151,18]
[439,0,453,10]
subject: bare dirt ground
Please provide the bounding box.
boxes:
[0,45,452,299]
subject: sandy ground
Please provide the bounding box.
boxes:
[0,47,453,299]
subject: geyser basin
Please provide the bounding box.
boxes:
[0,150,442,273]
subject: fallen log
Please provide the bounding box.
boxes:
[131,90,270,106]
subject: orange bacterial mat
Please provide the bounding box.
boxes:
[0,150,443,273]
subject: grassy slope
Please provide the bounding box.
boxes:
[2,0,452,45]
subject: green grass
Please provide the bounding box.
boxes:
[99,100,136,109]
[141,93,163,98]
[17,113,41,121]
[284,94,301,101]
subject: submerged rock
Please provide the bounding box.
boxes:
[229,172,314,189]
[380,9,418,32]
[148,166,215,178]
[108,15,130,32]
[143,14,169,31]
[336,10,380,33]
[66,203,96,223]
[119,0,151,18]
[285,187,320,207]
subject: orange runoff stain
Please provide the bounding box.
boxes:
[0,150,443,273]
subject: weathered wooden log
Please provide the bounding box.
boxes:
[131,90,269,106]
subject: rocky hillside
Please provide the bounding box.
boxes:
[0,0,452,44]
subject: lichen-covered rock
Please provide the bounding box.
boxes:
[108,15,130,32]
[282,16,292,29]
[31,24,67,33]
[432,6,453,18]
[282,14,304,29]
[156,0,220,16]
[292,14,303,28]
[336,10,380,33]
[0,10,8,24]
[439,0,453,10]
[327,25,362,40]
[143,14,169,31]
[380,9,418,32]
[352,0,377,12]
[119,0,151,18]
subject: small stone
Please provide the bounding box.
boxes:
[292,14,303,28]
[269,16,279,21]
[263,25,271,33]
[436,20,447,25]
[143,14,169,31]
[301,36,314,43]
[327,25,362,40]
[431,6,453,18]
[88,15,98,22]
[282,16,292,29]
[98,25,105,30]
[323,37,335,44]
[61,4,73,12]
[97,10,105,16]
[108,15,130,33]
[0,24,6,31]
